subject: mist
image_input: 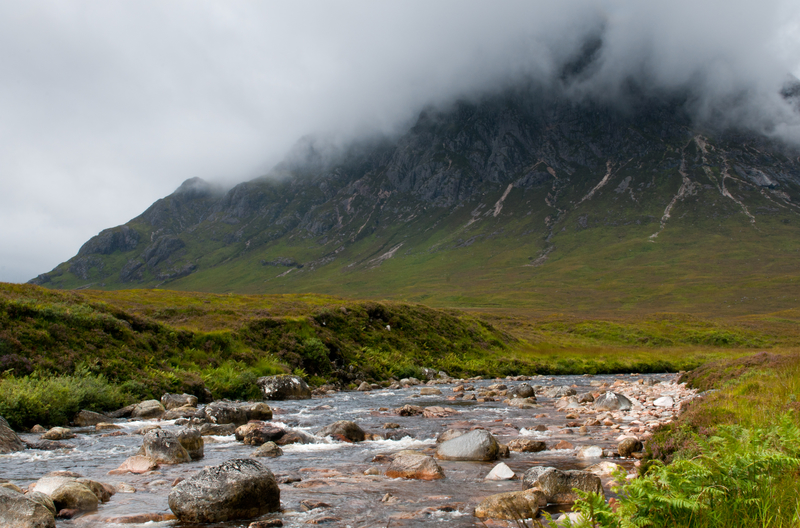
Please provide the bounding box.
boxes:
[1,0,799,282]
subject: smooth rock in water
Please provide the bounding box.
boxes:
[235,423,286,446]
[256,375,311,400]
[435,429,499,461]
[594,392,632,411]
[142,429,190,464]
[131,400,165,420]
[27,491,56,516]
[506,439,546,453]
[41,427,75,441]
[618,436,643,457]
[75,479,113,503]
[274,429,315,446]
[244,402,273,422]
[177,428,204,460]
[396,404,423,416]
[50,482,98,512]
[252,441,283,458]
[30,425,46,434]
[507,398,537,409]
[0,416,25,454]
[554,440,574,450]
[74,410,111,427]
[0,486,56,528]
[577,445,604,458]
[508,383,536,399]
[162,405,199,421]
[108,456,159,475]
[544,386,576,398]
[317,420,365,442]
[578,392,595,403]
[585,461,623,477]
[1,483,24,493]
[522,467,603,504]
[168,458,280,523]
[356,382,371,391]
[474,489,547,520]
[103,513,178,524]
[485,462,515,481]
[161,393,198,410]
[204,401,248,426]
[30,477,74,496]
[136,424,161,435]
[654,396,674,408]
[385,454,445,480]
[419,387,442,396]
[199,423,237,436]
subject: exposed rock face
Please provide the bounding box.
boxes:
[161,393,199,410]
[317,420,365,442]
[522,467,603,504]
[594,392,633,411]
[385,454,445,480]
[0,486,56,528]
[474,489,547,520]
[0,416,25,454]
[435,429,499,461]
[168,459,280,523]
[74,410,111,427]
[256,375,311,400]
[77,225,139,256]
[177,428,204,460]
[131,400,166,419]
[142,429,191,464]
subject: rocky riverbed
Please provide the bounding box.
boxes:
[0,372,697,527]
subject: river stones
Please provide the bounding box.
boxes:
[107,404,137,419]
[435,429,499,461]
[108,455,159,475]
[199,423,237,436]
[204,401,273,426]
[507,398,537,409]
[235,423,286,446]
[395,404,423,416]
[436,429,465,443]
[41,427,75,441]
[168,458,280,523]
[508,383,536,399]
[142,429,191,464]
[74,410,111,427]
[485,462,515,481]
[654,395,675,407]
[27,491,56,516]
[317,420,365,442]
[577,445,604,458]
[618,436,643,457]
[177,428,204,459]
[506,439,546,453]
[543,386,576,398]
[0,416,24,454]
[594,392,632,411]
[522,467,603,504]
[385,454,445,480]
[161,393,198,410]
[419,387,442,396]
[131,400,166,419]
[50,482,99,512]
[474,488,547,520]
[163,406,200,420]
[256,375,311,400]
[252,441,283,458]
[0,486,56,528]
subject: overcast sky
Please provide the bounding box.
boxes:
[2,1,800,283]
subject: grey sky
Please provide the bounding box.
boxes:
[2,1,799,283]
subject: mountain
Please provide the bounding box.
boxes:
[30,86,800,315]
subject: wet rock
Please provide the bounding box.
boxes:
[578,392,595,403]
[249,520,283,528]
[199,423,237,436]
[95,423,121,431]
[306,516,340,524]
[508,383,536,399]
[485,462,515,480]
[422,406,456,418]
[0,416,25,454]
[544,386,577,398]
[585,461,623,477]
[163,405,199,420]
[161,393,198,410]
[135,424,161,435]
[385,454,445,480]
[236,423,286,446]
[50,482,98,512]
[257,375,311,400]
[108,455,159,475]
[498,444,510,458]
[506,439,546,453]
[356,382,371,391]
[74,410,111,427]
[554,396,580,410]
[27,491,56,516]
[275,430,315,446]
[0,486,56,528]
[252,441,283,458]
[507,397,537,409]
[435,429,499,461]
[30,425,46,434]
[317,420,365,442]
[76,479,113,503]
[419,387,442,396]
[553,440,574,450]
[142,429,191,464]
[177,428,204,460]
[383,422,401,429]
[301,500,331,511]
[103,513,178,524]
[522,467,603,504]
[108,404,137,419]
[131,400,165,420]
[474,488,547,520]
[395,404,423,416]
[400,377,421,386]
[41,427,75,441]
[618,436,643,457]
[115,483,136,493]
[594,392,632,411]
[30,477,76,496]
[577,445,604,458]
[168,458,280,523]
[245,402,274,421]
[1,482,24,493]
[204,401,273,426]
[436,429,466,443]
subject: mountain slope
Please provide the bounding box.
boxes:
[31,88,800,315]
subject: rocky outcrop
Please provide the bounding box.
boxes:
[256,375,311,400]
[435,429,499,461]
[385,454,445,480]
[0,486,56,528]
[142,429,191,464]
[0,416,25,454]
[317,420,365,442]
[522,467,603,504]
[77,225,139,256]
[474,489,547,520]
[168,459,280,523]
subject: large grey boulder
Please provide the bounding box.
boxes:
[317,420,365,442]
[0,416,25,454]
[168,459,280,523]
[594,392,633,411]
[522,467,603,504]
[143,429,191,464]
[0,486,55,528]
[204,401,273,426]
[161,393,198,410]
[177,428,204,460]
[131,400,165,419]
[435,429,499,461]
[256,375,311,400]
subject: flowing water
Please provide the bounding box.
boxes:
[2,373,676,527]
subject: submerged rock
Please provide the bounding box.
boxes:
[256,375,311,400]
[435,429,499,461]
[108,455,159,475]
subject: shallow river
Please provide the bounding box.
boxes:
[2,372,676,527]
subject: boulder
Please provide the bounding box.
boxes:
[485,462,515,481]
[436,429,466,444]
[30,477,75,496]
[576,445,604,458]
[274,429,316,446]
[76,479,113,503]
[199,423,237,436]
[256,375,311,400]
[435,429,499,461]
[50,482,98,512]
[522,467,603,504]
[163,406,199,421]
[395,404,423,416]
[252,442,283,458]
[26,491,56,516]
[618,436,643,457]
[142,429,191,464]
[204,401,272,426]
[654,396,675,408]
[107,404,137,419]
[0,486,56,528]
[131,400,165,419]
[161,393,199,410]
[356,382,371,391]
[168,459,280,523]
[244,402,273,422]
[508,383,536,399]
[41,427,75,441]
[544,386,576,398]
[74,410,111,427]
[419,387,442,396]
[507,398,537,409]
[317,420,365,442]
[177,428,205,460]
[235,423,286,446]
[385,454,445,480]
[506,439,546,453]
[108,455,159,475]
[0,416,25,454]
[474,489,547,520]
[594,392,632,411]
[585,461,623,477]
[578,392,595,403]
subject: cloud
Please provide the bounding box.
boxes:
[1,0,799,282]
